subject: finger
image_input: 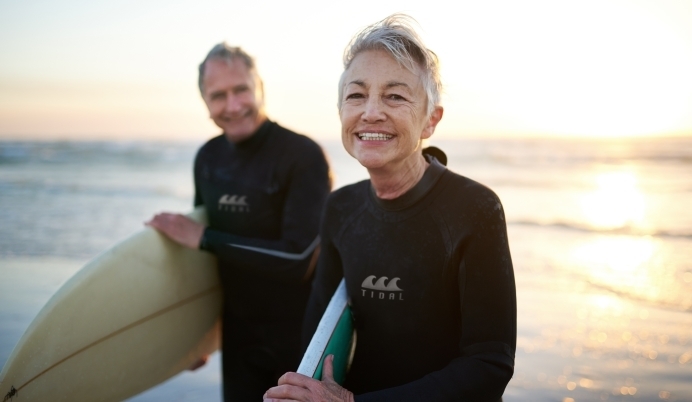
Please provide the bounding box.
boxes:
[321,354,335,382]
[277,372,314,388]
[264,384,310,400]
[187,356,207,371]
[149,218,170,231]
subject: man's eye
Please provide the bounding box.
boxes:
[211,93,225,100]
[234,86,250,95]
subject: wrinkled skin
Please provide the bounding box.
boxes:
[339,49,443,199]
[263,355,355,402]
[201,58,266,143]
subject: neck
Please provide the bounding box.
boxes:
[225,115,268,144]
[369,153,429,200]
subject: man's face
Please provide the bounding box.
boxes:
[201,58,266,143]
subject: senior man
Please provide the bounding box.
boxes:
[148,43,331,401]
[265,14,515,402]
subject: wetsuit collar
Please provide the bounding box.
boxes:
[370,155,447,211]
[224,119,273,152]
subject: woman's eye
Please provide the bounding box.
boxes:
[345,93,364,100]
[387,94,405,101]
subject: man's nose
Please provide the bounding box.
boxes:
[225,95,243,113]
[361,97,386,122]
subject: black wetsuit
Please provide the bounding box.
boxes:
[303,155,516,402]
[194,120,331,401]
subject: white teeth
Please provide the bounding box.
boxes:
[358,133,393,141]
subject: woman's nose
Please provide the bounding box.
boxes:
[361,97,386,122]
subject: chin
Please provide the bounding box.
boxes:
[354,154,389,170]
[222,121,255,140]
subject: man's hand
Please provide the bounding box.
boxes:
[188,354,209,371]
[146,212,205,249]
[263,355,354,402]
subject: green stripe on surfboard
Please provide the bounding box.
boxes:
[312,304,354,384]
[297,279,355,385]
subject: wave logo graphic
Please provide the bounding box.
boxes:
[218,194,250,212]
[361,275,404,301]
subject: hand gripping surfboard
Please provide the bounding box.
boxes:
[0,208,220,402]
[297,279,356,384]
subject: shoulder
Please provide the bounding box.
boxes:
[194,134,225,164]
[446,170,500,201]
[195,134,225,155]
[269,122,325,156]
[437,169,506,221]
[323,180,370,220]
[266,122,329,173]
[329,180,369,204]
[318,180,370,240]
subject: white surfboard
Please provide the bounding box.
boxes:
[0,208,221,402]
[297,279,355,385]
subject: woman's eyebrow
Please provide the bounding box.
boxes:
[346,79,366,88]
[385,81,412,92]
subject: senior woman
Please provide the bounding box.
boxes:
[265,14,516,402]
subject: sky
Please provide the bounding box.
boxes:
[1,0,691,140]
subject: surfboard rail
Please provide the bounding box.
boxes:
[0,208,221,402]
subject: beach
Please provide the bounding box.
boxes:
[1,137,691,401]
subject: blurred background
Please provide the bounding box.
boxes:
[1,0,691,401]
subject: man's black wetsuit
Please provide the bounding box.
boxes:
[194,120,331,401]
[303,155,516,402]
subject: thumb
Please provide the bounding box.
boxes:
[321,354,335,382]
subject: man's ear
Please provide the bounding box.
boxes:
[255,75,265,105]
[421,106,444,140]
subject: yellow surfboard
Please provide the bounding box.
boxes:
[0,208,220,402]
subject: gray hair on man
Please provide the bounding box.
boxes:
[198,43,260,95]
[338,14,443,116]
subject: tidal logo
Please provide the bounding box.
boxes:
[218,194,250,212]
[361,275,404,301]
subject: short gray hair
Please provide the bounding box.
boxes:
[338,14,442,115]
[198,43,258,95]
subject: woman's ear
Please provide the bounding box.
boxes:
[421,106,444,140]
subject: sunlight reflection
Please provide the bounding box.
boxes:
[572,236,655,274]
[580,171,645,230]
[591,294,621,311]
[570,236,661,307]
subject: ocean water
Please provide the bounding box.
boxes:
[1,137,691,401]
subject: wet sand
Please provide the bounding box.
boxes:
[508,268,692,401]
[2,243,690,401]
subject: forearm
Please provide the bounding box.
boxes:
[355,349,513,402]
[200,227,319,282]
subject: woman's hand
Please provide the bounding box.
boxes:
[264,355,354,402]
[146,212,205,249]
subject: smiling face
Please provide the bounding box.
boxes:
[201,58,266,143]
[339,49,443,172]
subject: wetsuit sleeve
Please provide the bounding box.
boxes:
[355,193,517,402]
[199,146,331,282]
[300,201,344,349]
[193,151,204,208]
[193,178,203,208]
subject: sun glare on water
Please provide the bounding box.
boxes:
[571,171,661,305]
[580,171,646,231]
[572,236,655,276]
